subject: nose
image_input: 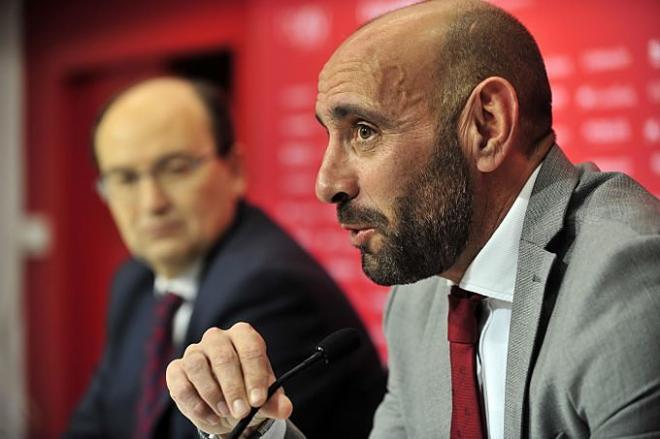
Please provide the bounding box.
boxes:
[315,142,358,204]
[138,175,171,215]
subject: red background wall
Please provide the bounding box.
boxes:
[22,0,660,436]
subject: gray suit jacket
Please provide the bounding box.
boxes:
[282,145,660,438]
[370,146,660,438]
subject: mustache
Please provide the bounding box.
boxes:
[336,201,389,230]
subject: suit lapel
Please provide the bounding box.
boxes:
[504,243,556,438]
[179,205,250,353]
[419,280,452,436]
[504,146,579,437]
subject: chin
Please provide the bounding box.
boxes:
[360,248,451,287]
[360,254,394,286]
[144,244,194,267]
[359,236,384,256]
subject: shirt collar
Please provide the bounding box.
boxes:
[153,259,202,302]
[455,164,542,303]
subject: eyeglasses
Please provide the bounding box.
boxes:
[97,153,214,202]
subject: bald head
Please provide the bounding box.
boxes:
[321,0,552,151]
[93,77,234,168]
[96,79,208,161]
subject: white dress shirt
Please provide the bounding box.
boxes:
[153,260,202,347]
[231,166,542,439]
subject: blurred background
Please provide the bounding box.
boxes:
[0,0,658,437]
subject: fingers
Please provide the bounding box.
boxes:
[166,322,293,434]
[166,358,222,430]
[203,326,253,418]
[263,388,294,420]
[181,345,230,417]
[230,323,272,407]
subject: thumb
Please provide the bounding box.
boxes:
[258,388,293,420]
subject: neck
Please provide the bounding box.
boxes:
[153,258,201,280]
[441,131,555,283]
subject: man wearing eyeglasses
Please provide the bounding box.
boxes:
[66,77,386,439]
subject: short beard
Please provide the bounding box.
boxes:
[337,124,472,286]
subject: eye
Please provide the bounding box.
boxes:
[356,123,376,141]
[161,157,195,175]
[107,171,139,186]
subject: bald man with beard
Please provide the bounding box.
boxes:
[65,78,385,439]
[167,1,660,438]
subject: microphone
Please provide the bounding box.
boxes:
[228,328,361,439]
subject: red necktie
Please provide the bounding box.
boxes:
[448,286,486,439]
[135,292,183,438]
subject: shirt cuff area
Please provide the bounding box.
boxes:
[258,419,286,439]
[197,419,287,439]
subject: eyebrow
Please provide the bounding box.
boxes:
[101,151,196,175]
[316,104,392,129]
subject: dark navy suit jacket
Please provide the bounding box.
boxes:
[67,202,386,438]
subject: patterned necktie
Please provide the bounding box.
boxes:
[447,285,486,439]
[135,292,184,438]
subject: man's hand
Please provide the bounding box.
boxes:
[166,322,293,434]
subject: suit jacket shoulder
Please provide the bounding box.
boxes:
[507,146,660,438]
[372,146,660,439]
[106,259,153,339]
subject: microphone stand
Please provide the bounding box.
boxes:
[228,349,325,439]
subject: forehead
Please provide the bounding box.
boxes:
[95,82,213,167]
[315,22,441,125]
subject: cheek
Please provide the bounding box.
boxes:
[359,158,409,209]
[108,205,140,249]
[187,183,235,236]
[384,137,434,186]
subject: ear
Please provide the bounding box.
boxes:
[458,76,519,173]
[225,143,247,195]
